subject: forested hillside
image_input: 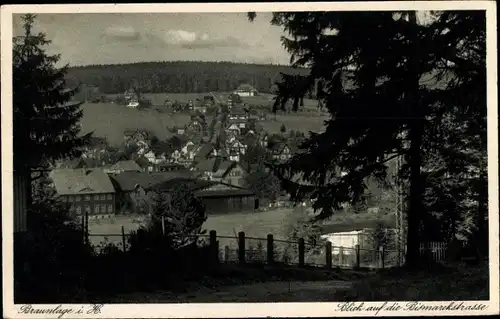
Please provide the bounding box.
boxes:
[66,61,308,94]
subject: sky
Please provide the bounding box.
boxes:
[11,13,291,67]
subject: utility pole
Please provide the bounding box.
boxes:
[395,153,406,266]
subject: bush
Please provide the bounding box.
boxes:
[15,201,92,302]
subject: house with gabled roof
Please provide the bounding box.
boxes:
[228,149,241,162]
[179,140,198,161]
[152,179,258,214]
[187,113,208,136]
[103,160,142,175]
[193,158,246,187]
[82,137,109,160]
[144,150,167,165]
[234,83,258,97]
[193,142,228,163]
[240,131,259,148]
[269,142,293,162]
[226,122,242,136]
[49,168,116,217]
[123,129,150,144]
[226,137,247,158]
[228,107,248,123]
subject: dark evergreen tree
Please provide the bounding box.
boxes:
[249,11,486,268]
[13,14,91,180]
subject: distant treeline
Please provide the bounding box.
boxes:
[66,61,309,95]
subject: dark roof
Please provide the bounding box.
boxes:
[195,157,236,174]
[112,171,196,192]
[230,107,247,116]
[80,158,102,168]
[50,168,115,195]
[152,178,216,193]
[168,134,190,150]
[195,143,215,160]
[110,160,142,172]
[152,141,174,156]
[159,163,185,170]
[241,133,257,146]
[134,157,150,168]
[269,142,289,153]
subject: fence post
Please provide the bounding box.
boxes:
[121,226,126,252]
[267,234,274,264]
[224,245,230,262]
[210,230,219,264]
[238,231,246,264]
[325,242,332,269]
[379,246,385,269]
[339,246,344,266]
[81,215,86,245]
[298,238,305,267]
[355,244,361,269]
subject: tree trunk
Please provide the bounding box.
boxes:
[405,11,424,269]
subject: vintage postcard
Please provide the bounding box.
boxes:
[1,1,499,318]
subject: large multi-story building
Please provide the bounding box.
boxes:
[49,168,116,218]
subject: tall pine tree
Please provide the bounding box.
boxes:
[13,14,91,181]
[13,13,92,230]
[249,11,487,267]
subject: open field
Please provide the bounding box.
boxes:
[80,101,327,145]
[260,115,328,134]
[79,103,191,146]
[87,208,396,249]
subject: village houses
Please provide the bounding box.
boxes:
[123,129,150,144]
[269,142,293,162]
[49,168,116,219]
[192,157,246,187]
[233,83,259,97]
[103,160,142,175]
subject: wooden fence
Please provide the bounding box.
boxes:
[86,229,414,269]
[81,213,449,269]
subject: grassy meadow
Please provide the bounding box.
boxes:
[79,103,191,146]
[79,94,328,146]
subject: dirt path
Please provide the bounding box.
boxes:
[115,280,353,302]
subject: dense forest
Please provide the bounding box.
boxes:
[66,61,308,95]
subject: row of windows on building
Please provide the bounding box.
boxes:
[62,193,113,202]
[228,170,242,177]
[71,203,114,215]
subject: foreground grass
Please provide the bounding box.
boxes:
[86,262,488,303]
[338,262,489,301]
[87,264,370,303]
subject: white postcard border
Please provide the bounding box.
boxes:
[1,1,498,318]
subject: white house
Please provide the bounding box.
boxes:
[229,150,240,162]
[144,150,166,165]
[320,230,365,255]
[180,141,197,160]
[227,139,246,156]
[226,123,241,136]
[234,83,258,97]
[136,140,150,155]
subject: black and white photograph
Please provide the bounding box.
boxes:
[1,1,498,317]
